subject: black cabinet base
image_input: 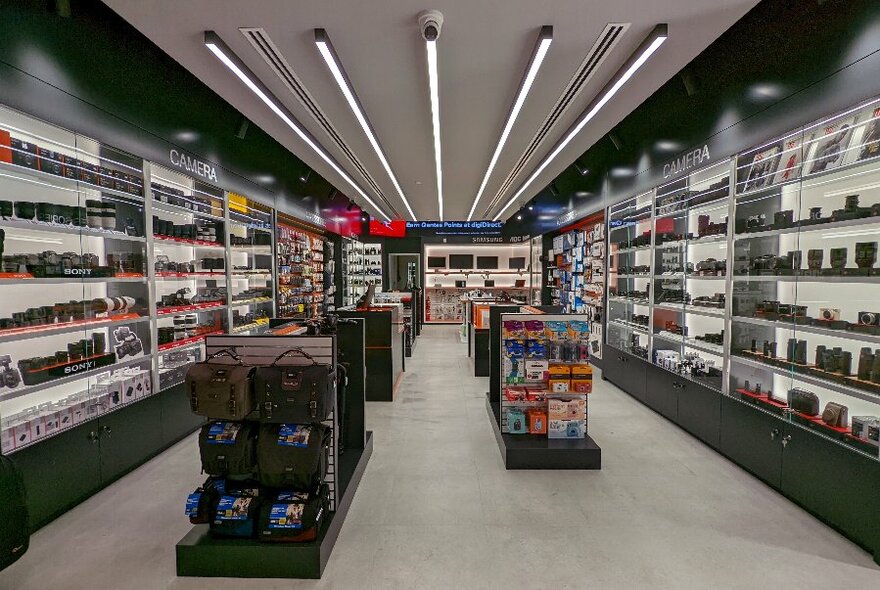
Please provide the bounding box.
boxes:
[176,431,374,579]
[486,396,601,470]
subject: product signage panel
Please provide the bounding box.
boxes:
[662,144,710,179]
[369,219,407,237]
[405,220,521,242]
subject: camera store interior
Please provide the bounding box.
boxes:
[1,0,880,587]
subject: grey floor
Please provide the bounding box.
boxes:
[1,325,879,589]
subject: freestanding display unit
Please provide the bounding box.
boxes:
[175,332,372,579]
[486,309,601,469]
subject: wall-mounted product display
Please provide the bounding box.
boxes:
[343,241,382,303]
[603,96,880,460]
[150,165,230,392]
[276,220,325,320]
[0,105,153,453]
[499,316,592,439]
[547,213,606,358]
[227,193,275,336]
[424,243,533,323]
[324,240,336,313]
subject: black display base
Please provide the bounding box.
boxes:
[175,431,374,579]
[486,395,601,470]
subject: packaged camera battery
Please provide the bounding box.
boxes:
[1,419,15,453]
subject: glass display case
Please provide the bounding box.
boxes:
[606,192,652,359]
[0,106,152,453]
[150,164,229,391]
[729,100,880,457]
[649,159,729,392]
[602,95,880,459]
[227,193,274,335]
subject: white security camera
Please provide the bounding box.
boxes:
[418,10,443,42]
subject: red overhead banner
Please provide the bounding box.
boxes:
[369,219,407,237]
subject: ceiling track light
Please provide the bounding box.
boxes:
[549,182,560,196]
[492,24,668,221]
[466,25,553,222]
[419,10,445,220]
[315,28,417,221]
[203,31,391,221]
[573,160,589,176]
[299,168,311,183]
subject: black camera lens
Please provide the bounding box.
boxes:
[55,350,70,364]
[15,201,36,220]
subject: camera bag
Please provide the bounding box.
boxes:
[187,349,256,421]
[257,423,330,489]
[257,484,330,543]
[787,388,820,416]
[184,477,222,524]
[0,454,29,572]
[209,494,261,539]
[255,349,335,423]
[821,402,849,428]
[199,421,257,478]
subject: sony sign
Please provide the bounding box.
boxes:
[169,149,218,182]
[663,145,710,179]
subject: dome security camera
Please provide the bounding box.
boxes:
[418,10,443,42]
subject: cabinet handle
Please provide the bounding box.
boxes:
[770,428,779,441]
[88,431,99,443]
[781,434,792,448]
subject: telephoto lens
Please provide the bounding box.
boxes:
[101,201,116,230]
[86,200,103,228]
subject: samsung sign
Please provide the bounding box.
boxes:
[169,149,218,182]
[663,145,710,179]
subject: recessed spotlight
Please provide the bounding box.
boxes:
[315,29,417,220]
[493,24,668,221]
[516,213,522,220]
[203,31,391,221]
[467,25,553,221]
[528,204,534,211]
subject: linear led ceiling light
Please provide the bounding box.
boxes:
[419,10,445,220]
[466,25,552,221]
[203,31,391,221]
[492,24,668,221]
[315,29,417,221]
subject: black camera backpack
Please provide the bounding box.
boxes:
[256,423,331,489]
[254,349,335,423]
[0,454,29,571]
[198,421,257,478]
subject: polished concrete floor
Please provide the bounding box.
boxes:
[1,325,878,589]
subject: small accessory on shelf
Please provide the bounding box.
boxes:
[821,402,849,428]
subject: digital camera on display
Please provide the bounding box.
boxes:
[0,355,22,389]
[855,242,877,270]
[808,249,824,271]
[859,311,880,326]
[830,248,848,270]
[820,308,840,321]
[113,326,143,359]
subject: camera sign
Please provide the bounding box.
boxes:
[169,149,218,182]
[663,145,710,179]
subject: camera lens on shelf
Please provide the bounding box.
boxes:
[86,200,103,228]
[67,341,84,360]
[101,201,116,230]
[14,201,35,220]
[55,350,69,364]
[91,332,106,355]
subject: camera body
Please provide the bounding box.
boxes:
[820,308,840,321]
[859,311,880,326]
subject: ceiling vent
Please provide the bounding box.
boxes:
[484,23,629,216]
[240,27,400,217]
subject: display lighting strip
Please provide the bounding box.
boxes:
[203,31,391,221]
[467,26,553,222]
[491,25,668,221]
[425,38,444,220]
[314,29,417,221]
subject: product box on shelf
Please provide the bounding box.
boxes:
[548,395,586,439]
